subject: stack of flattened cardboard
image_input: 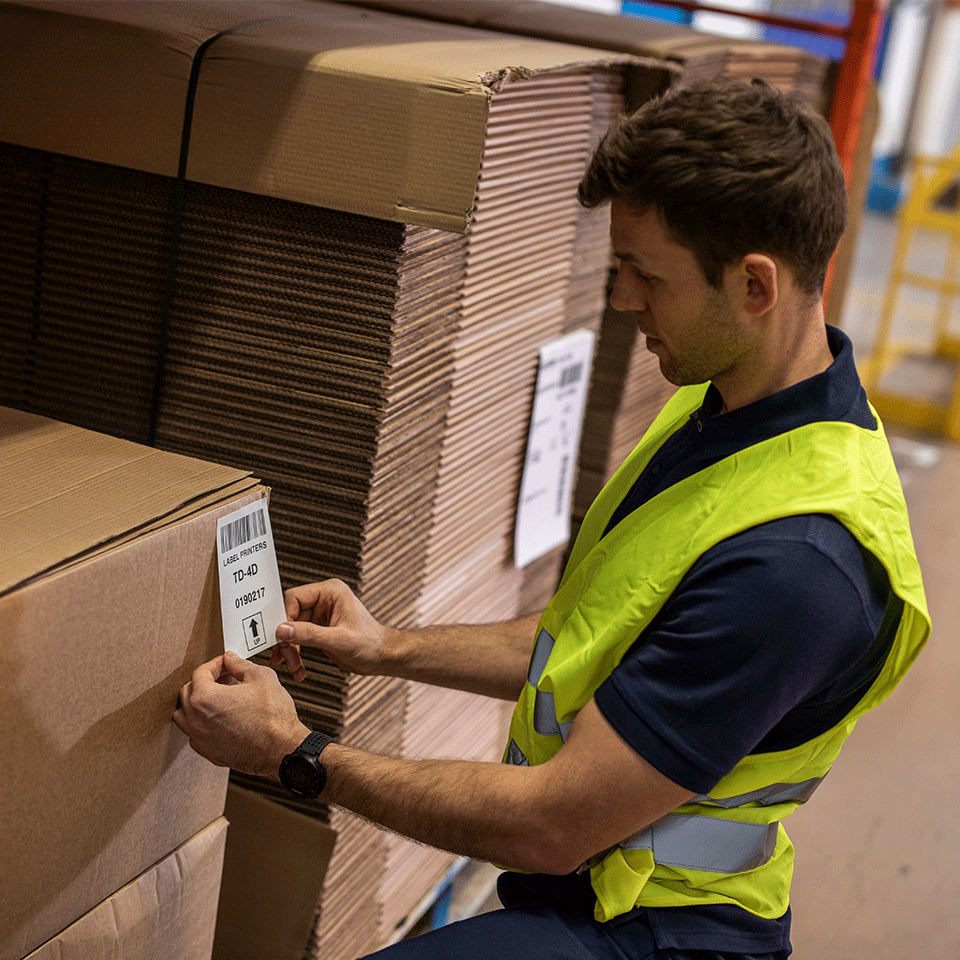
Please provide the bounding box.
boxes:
[0,405,263,960]
[0,144,177,444]
[0,3,665,958]
[517,65,628,616]
[416,66,596,627]
[373,65,612,940]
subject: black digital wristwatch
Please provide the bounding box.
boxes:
[279,731,333,799]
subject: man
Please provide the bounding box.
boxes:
[175,78,930,959]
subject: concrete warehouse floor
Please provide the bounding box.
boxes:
[788,211,960,959]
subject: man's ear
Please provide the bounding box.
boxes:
[736,253,778,316]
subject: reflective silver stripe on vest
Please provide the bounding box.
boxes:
[692,777,824,809]
[506,739,529,766]
[526,628,574,741]
[621,814,778,873]
[533,689,574,739]
[617,777,825,874]
[528,628,554,684]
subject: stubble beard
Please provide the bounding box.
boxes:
[656,288,744,388]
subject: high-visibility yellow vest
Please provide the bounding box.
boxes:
[504,383,930,923]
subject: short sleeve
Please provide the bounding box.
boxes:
[593,515,889,794]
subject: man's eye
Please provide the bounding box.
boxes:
[616,260,655,285]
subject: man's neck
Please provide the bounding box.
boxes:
[715,309,832,415]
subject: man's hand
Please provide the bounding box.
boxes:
[174,651,309,778]
[271,578,537,700]
[272,578,395,679]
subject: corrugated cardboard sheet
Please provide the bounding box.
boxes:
[213,786,336,960]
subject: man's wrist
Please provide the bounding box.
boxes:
[378,625,413,677]
[273,723,312,780]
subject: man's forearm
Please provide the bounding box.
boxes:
[316,740,570,875]
[279,581,540,701]
[380,613,540,701]
[177,655,694,880]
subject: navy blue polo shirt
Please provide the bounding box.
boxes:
[500,326,896,955]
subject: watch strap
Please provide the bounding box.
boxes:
[297,731,333,760]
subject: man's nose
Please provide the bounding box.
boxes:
[610,267,647,314]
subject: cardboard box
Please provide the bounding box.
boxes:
[23,818,229,960]
[213,785,337,960]
[0,0,642,233]
[0,407,263,960]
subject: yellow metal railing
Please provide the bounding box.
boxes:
[864,143,960,441]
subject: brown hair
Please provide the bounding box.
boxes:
[578,77,847,297]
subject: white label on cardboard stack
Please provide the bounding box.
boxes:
[216,500,285,659]
[514,328,595,568]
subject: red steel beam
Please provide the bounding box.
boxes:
[827,0,884,186]
[639,0,850,37]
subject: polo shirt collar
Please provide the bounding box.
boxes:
[692,325,875,441]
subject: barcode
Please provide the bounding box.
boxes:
[220,508,267,554]
[559,362,583,388]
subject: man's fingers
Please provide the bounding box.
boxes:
[279,643,306,682]
[175,677,195,724]
[283,583,321,621]
[283,578,354,623]
[173,680,200,736]
[220,650,259,682]
[172,703,188,734]
[190,654,227,688]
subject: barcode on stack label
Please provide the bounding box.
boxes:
[219,507,267,554]
[559,362,583,388]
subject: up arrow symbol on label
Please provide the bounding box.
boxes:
[242,612,267,652]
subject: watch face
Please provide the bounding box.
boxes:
[281,755,325,798]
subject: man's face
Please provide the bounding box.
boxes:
[609,201,751,389]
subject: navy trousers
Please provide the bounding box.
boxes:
[364,872,790,960]
[364,906,789,960]
[363,898,789,960]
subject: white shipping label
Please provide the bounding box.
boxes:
[216,499,285,659]
[514,328,595,568]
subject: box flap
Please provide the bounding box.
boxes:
[0,407,255,595]
[213,785,337,960]
[23,818,229,960]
